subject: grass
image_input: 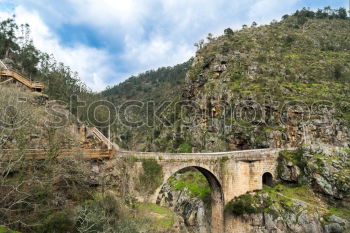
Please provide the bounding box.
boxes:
[261,184,321,207]
[261,184,350,220]
[168,169,211,204]
[327,207,350,221]
[0,226,20,233]
[227,184,325,217]
[137,203,176,229]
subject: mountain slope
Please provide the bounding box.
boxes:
[103,61,191,102]
[104,8,350,152]
[161,9,350,152]
[103,61,192,151]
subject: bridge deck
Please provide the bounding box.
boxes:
[118,148,293,161]
[0,148,294,161]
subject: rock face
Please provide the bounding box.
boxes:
[278,144,350,199]
[227,212,324,233]
[180,53,350,152]
[225,145,350,233]
[157,183,211,233]
[278,158,301,183]
[227,211,349,233]
[225,190,349,233]
[149,15,350,153]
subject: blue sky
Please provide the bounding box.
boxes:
[0,0,348,91]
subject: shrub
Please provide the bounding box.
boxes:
[334,64,343,80]
[115,218,139,233]
[279,148,306,170]
[225,194,258,216]
[284,35,295,47]
[178,142,192,153]
[75,195,121,233]
[224,28,234,36]
[36,210,75,233]
[139,159,163,193]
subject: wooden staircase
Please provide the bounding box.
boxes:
[0,60,44,92]
[90,127,119,151]
[0,69,44,92]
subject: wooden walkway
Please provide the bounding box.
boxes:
[1,148,115,160]
[0,60,44,92]
[0,69,44,92]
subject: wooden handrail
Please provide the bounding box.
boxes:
[0,69,44,90]
[90,127,112,150]
[0,148,115,160]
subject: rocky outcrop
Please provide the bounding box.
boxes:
[180,60,350,152]
[225,189,349,233]
[225,144,350,233]
[278,144,350,200]
[157,183,211,233]
[278,158,301,183]
[227,206,349,233]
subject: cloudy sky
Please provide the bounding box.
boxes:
[0,0,348,91]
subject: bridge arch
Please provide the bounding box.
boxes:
[155,165,224,233]
[262,172,273,186]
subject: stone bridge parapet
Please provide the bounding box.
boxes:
[118,148,287,161]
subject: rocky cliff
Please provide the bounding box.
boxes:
[157,183,210,233]
[179,13,350,152]
[105,9,350,153]
[225,144,350,233]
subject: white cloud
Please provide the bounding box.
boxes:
[248,0,300,23]
[0,5,115,91]
[123,35,194,71]
[0,0,305,91]
[68,0,144,24]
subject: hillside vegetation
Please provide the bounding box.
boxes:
[1,6,350,233]
[0,18,100,123]
[102,61,192,151]
[180,8,350,151]
[102,61,191,102]
[110,7,350,152]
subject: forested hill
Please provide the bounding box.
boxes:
[102,60,191,103]
[179,7,350,152]
[100,60,191,150]
[0,17,96,121]
[104,7,350,152]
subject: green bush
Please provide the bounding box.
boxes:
[178,143,192,153]
[115,219,139,233]
[75,195,122,233]
[225,194,258,216]
[36,210,75,233]
[139,159,163,194]
[279,148,306,170]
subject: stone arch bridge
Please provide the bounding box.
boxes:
[0,124,291,232]
[0,60,293,232]
[118,148,291,233]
